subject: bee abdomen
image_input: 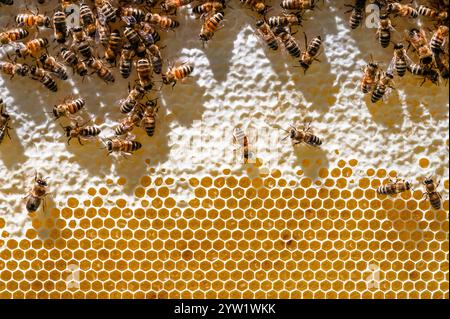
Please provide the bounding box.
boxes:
[377,184,395,195]
[305,134,322,146]
[308,36,322,56]
[81,126,101,137]
[371,87,385,103]
[350,10,363,29]
[26,197,41,212]
[285,39,301,58]
[417,5,432,17]
[42,75,58,92]
[430,36,444,54]
[396,60,407,77]
[69,98,85,113]
[143,118,156,136]
[121,100,135,114]
[429,194,441,209]
[379,31,390,48]
[128,141,142,152]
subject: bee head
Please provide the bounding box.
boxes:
[52,106,61,119]
[420,55,433,65]
[394,42,404,50]
[255,20,264,28]
[256,3,268,15]
[39,53,48,63]
[289,128,296,138]
[424,177,434,185]
[405,181,412,190]
[161,73,170,85]
[106,140,112,151]
[299,60,310,71]
[386,72,394,79]
[44,17,51,28]
[379,14,388,20]
[36,179,47,187]
[199,34,208,43]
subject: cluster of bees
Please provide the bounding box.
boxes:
[354,0,449,103]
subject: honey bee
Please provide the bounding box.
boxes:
[80,2,97,38]
[16,11,51,28]
[52,97,85,120]
[97,20,110,47]
[388,43,412,77]
[233,127,253,162]
[281,122,323,147]
[119,43,134,79]
[422,176,442,210]
[408,63,440,85]
[371,70,394,103]
[121,6,146,23]
[406,28,433,66]
[96,0,117,24]
[39,53,68,80]
[139,22,161,46]
[115,111,143,136]
[377,178,413,196]
[29,66,58,92]
[276,29,302,58]
[281,0,316,11]
[71,27,94,61]
[136,58,154,90]
[88,58,115,83]
[140,99,159,137]
[148,44,163,74]
[61,120,101,145]
[60,48,88,77]
[25,172,49,213]
[240,0,269,14]
[418,5,448,23]
[298,34,322,72]
[430,25,448,55]
[199,12,224,43]
[344,0,365,29]
[145,13,180,30]
[53,11,68,44]
[192,1,225,17]
[124,26,141,48]
[0,60,30,77]
[162,62,194,87]
[15,38,48,58]
[386,3,418,18]
[268,12,303,28]
[0,28,29,46]
[376,14,395,48]
[161,0,194,14]
[0,0,14,5]
[255,20,278,51]
[104,29,122,64]
[0,98,12,145]
[120,84,146,114]
[360,57,379,93]
[105,136,142,156]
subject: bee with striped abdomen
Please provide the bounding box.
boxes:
[388,43,412,77]
[53,10,68,44]
[148,44,163,74]
[80,2,97,38]
[139,22,161,46]
[406,28,433,66]
[119,43,134,79]
[39,53,68,80]
[97,19,110,47]
[88,58,115,83]
[255,20,278,51]
[96,0,117,24]
[105,136,142,156]
[192,1,225,17]
[344,0,365,29]
[418,5,448,23]
[104,29,122,65]
[161,0,193,14]
[387,3,418,18]
[136,58,154,90]
[0,28,29,46]
[15,38,48,58]
[371,70,394,103]
[240,0,269,15]
[408,63,440,85]
[140,99,159,137]
[376,14,394,48]
[377,178,413,196]
[299,34,322,72]
[61,120,101,145]
[282,122,323,147]
[115,111,143,136]
[124,26,141,48]
[29,66,58,92]
[16,11,51,28]
[162,62,194,87]
[25,172,49,213]
[60,48,88,77]
[121,6,146,23]
[422,176,442,210]
[52,97,85,120]
[0,98,12,145]
[268,11,303,29]
[199,11,224,43]
[430,25,448,55]
[120,84,146,114]
[276,29,301,58]
[145,13,180,30]
[0,60,30,77]
[281,0,316,11]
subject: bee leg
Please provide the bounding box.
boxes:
[6,126,12,140]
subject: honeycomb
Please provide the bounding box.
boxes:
[0,157,448,299]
